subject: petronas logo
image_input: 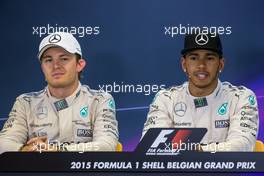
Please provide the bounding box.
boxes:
[248,95,256,106]
[108,99,115,110]
[218,103,228,115]
[80,106,89,118]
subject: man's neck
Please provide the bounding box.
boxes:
[189,79,218,97]
[48,81,79,99]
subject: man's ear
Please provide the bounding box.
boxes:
[77,58,86,72]
[219,57,225,72]
[181,57,186,72]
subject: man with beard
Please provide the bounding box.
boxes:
[142,33,259,151]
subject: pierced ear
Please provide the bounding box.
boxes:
[219,58,225,71]
[181,57,186,72]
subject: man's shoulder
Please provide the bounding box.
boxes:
[221,81,257,102]
[158,83,186,94]
[221,81,254,95]
[16,89,46,101]
[80,84,113,99]
[153,83,187,101]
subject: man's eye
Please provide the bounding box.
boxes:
[207,57,215,60]
[61,58,69,61]
[190,56,197,60]
[44,58,52,63]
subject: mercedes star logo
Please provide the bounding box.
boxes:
[174,102,187,117]
[49,34,61,43]
[195,33,209,46]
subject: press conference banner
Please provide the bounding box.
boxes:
[1,128,263,172]
[0,152,263,172]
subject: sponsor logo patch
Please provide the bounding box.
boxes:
[215,120,230,128]
[77,129,92,137]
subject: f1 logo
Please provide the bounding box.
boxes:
[150,130,174,148]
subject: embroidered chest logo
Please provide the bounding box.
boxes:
[36,106,48,119]
[194,98,208,108]
[218,103,228,115]
[54,99,68,111]
[80,106,89,118]
[108,99,115,110]
[174,102,187,117]
[248,95,256,106]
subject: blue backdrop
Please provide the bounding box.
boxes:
[0,0,263,151]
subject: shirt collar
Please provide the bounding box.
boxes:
[186,79,222,107]
[46,82,82,111]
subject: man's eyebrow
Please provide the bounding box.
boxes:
[41,55,52,59]
[42,54,70,58]
[186,53,199,56]
[206,52,218,56]
[58,54,71,57]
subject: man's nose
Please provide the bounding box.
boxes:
[197,58,206,68]
[53,59,62,68]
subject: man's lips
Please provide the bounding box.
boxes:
[52,72,64,78]
[194,72,209,80]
